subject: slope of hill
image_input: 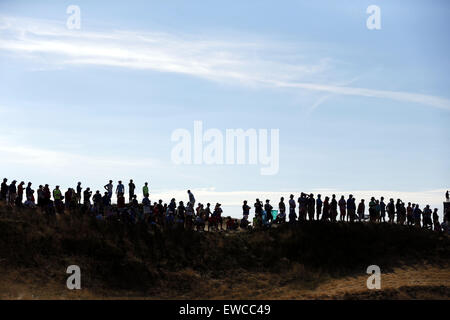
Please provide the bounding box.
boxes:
[0,204,449,299]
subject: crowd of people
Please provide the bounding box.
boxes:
[249,192,449,233]
[1,177,449,234]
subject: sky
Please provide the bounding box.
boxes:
[0,0,449,217]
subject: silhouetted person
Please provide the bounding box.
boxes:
[242,200,250,218]
[104,180,113,201]
[289,194,296,223]
[316,194,322,220]
[25,182,33,200]
[347,195,356,222]
[338,195,346,221]
[0,178,8,201]
[413,204,422,227]
[187,190,195,207]
[298,193,307,222]
[143,182,149,198]
[308,194,315,221]
[84,188,92,207]
[128,179,135,202]
[16,181,25,206]
[277,197,286,223]
[8,180,17,206]
[76,182,82,204]
[433,208,440,232]
[93,190,102,213]
[264,199,273,223]
[423,205,432,229]
[254,198,263,218]
[378,197,386,222]
[387,199,395,223]
[322,196,330,221]
[116,181,124,199]
[357,199,365,222]
[330,194,337,222]
[278,197,286,220]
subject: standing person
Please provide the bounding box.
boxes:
[102,192,110,212]
[330,194,338,222]
[143,182,149,198]
[24,187,35,208]
[0,178,8,201]
[413,204,422,227]
[433,209,440,231]
[399,202,407,225]
[128,179,136,203]
[374,200,381,223]
[423,205,433,229]
[347,195,356,223]
[176,201,186,228]
[316,194,322,220]
[185,202,194,230]
[84,188,92,207]
[43,184,51,208]
[204,203,211,222]
[142,194,151,221]
[187,190,195,207]
[446,190,449,201]
[406,202,413,225]
[276,197,286,223]
[387,199,395,223]
[289,194,297,223]
[8,180,17,206]
[76,182,82,204]
[214,203,223,230]
[264,199,273,223]
[298,193,307,222]
[242,200,250,219]
[53,186,63,212]
[37,185,44,209]
[278,197,286,222]
[322,196,330,221]
[104,180,113,202]
[368,197,377,222]
[307,194,315,221]
[116,181,125,199]
[338,195,346,222]
[395,199,402,224]
[64,188,72,209]
[254,198,263,218]
[26,182,33,200]
[357,199,365,222]
[93,191,102,213]
[16,181,25,206]
[379,197,386,223]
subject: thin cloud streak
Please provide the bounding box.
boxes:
[0,16,449,110]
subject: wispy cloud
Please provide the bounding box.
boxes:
[1,16,449,110]
[0,139,163,173]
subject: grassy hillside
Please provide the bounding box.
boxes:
[0,204,449,299]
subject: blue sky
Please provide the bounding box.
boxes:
[0,0,449,214]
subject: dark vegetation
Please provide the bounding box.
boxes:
[0,204,449,296]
